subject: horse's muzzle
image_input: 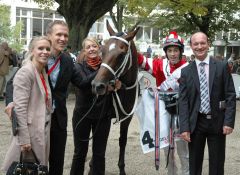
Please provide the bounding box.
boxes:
[91,80,107,95]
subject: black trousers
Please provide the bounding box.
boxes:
[70,109,111,175]
[189,114,226,175]
[49,111,67,175]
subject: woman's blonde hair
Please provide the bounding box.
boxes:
[82,36,100,49]
[22,36,51,65]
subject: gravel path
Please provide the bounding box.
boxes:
[1,95,240,175]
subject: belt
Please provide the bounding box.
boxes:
[198,112,212,119]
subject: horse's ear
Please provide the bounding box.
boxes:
[125,27,140,41]
[106,20,116,36]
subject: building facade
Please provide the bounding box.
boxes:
[1,0,164,55]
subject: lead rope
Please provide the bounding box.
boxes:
[75,95,109,142]
[154,89,160,170]
[112,78,139,124]
[115,43,132,77]
[74,95,98,132]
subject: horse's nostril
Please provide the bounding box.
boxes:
[96,83,106,93]
[92,81,107,95]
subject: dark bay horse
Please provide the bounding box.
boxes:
[91,21,140,175]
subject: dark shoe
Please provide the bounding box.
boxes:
[0,96,4,101]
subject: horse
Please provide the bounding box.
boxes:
[91,20,140,175]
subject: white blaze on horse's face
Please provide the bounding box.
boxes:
[109,43,116,51]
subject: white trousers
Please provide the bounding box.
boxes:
[164,139,189,175]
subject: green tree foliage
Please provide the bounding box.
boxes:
[126,0,240,40]
[0,5,11,42]
[109,0,153,33]
[0,5,24,52]
[10,21,24,52]
[34,0,117,51]
[32,0,54,9]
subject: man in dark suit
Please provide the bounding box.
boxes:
[179,32,236,175]
[5,20,94,175]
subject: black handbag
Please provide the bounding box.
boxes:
[6,150,49,175]
[11,108,18,136]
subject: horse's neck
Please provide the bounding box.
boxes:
[122,42,138,85]
[120,57,138,87]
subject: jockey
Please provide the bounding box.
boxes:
[138,31,187,89]
[137,31,189,175]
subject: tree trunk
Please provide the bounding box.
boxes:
[68,21,92,52]
[55,0,117,51]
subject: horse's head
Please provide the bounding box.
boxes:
[92,20,140,95]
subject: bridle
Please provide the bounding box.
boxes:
[101,35,132,80]
[101,35,139,123]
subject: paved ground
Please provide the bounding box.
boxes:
[0,94,240,175]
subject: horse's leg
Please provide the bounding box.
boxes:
[118,116,132,175]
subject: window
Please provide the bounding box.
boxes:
[16,17,27,39]
[32,10,42,18]
[32,18,42,36]
[44,11,53,19]
[22,9,27,16]
[44,20,53,34]
[15,7,65,48]
[16,8,20,16]
[21,18,27,38]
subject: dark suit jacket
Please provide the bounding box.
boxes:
[48,53,75,129]
[179,57,236,134]
[6,53,95,129]
[45,53,97,129]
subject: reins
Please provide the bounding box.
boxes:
[74,95,109,142]
[100,35,139,124]
[74,95,98,131]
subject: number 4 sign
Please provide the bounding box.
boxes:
[136,89,170,154]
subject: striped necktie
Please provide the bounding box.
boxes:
[199,62,211,114]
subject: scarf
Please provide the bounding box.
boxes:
[86,57,102,69]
